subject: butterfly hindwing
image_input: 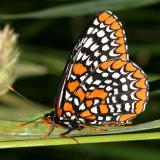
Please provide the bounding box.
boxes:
[65,59,149,125]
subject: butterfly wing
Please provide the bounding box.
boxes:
[55,10,129,118]
[72,59,149,125]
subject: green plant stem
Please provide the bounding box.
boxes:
[0,132,160,149]
[0,0,159,19]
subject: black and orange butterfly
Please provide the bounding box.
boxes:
[43,10,149,136]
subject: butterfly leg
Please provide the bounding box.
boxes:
[60,129,72,137]
[60,129,79,144]
[79,124,107,132]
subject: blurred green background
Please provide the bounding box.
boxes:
[0,0,160,159]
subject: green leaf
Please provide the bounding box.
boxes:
[0,119,160,148]
[0,0,159,19]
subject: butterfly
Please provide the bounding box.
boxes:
[43,10,149,136]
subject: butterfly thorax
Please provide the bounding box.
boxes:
[45,108,82,130]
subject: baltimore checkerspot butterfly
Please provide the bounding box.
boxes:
[43,10,149,136]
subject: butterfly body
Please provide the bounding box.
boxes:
[44,10,149,135]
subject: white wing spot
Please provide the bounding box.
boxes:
[93,79,101,85]
[112,96,117,103]
[100,23,105,28]
[66,112,71,117]
[90,121,97,124]
[96,68,103,73]
[109,105,115,112]
[97,30,105,37]
[109,48,119,57]
[80,74,87,81]
[79,103,85,110]
[106,116,112,121]
[98,116,103,120]
[102,72,108,77]
[106,97,110,103]
[87,27,94,34]
[125,103,130,111]
[71,115,76,120]
[122,84,128,91]
[91,106,98,114]
[94,99,99,105]
[86,76,93,84]
[112,72,120,79]
[71,74,76,80]
[120,77,127,83]
[106,86,112,91]
[76,51,83,61]
[86,58,93,66]
[121,94,128,101]
[113,82,118,86]
[94,50,101,57]
[89,86,95,90]
[101,37,109,43]
[92,28,99,34]
[116,104,122,112]
[102,44,109,51]
[114,88,119,95]
[93,61,98,67]
[82,53,89,61]
[93,19,99,25]
[74,98,79,106]
[65,91,70,99]
[90,43,99,51]
[99,85,105,88]
[104,79,112,84]
[100,55,107,62]
[84,38,93,48]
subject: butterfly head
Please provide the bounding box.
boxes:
[42,111,55,125]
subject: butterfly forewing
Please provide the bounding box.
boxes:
[54,10,149,129]
[55,11,129,113]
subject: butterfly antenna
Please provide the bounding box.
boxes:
[20,116,44,126]
[7,85,49,125]
[7,84,34,105]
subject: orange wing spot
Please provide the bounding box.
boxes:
[111,21,121,30]
[112,60,127,69]
[133,70,144,79]
[105,16,116,25]
[63,102,75,114]
[98,12,110,22]
[73,63,87,75]
[135,100,146,114]
[80,110,92,117]
[99,104,108,114]
[115,29,123,38]
[85,115,96,120]
[119,54,127,61]
[136,89,147,100]
[135,78,147,89]
[76,88,85,102]
[86,89,108,99]
[100,60,114,70]
[68,80,80,93]
[116,37,125,45]
[116,44,126,54]
[125,63,137,72]
[85,100,93,107]
[119,114,137,123]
